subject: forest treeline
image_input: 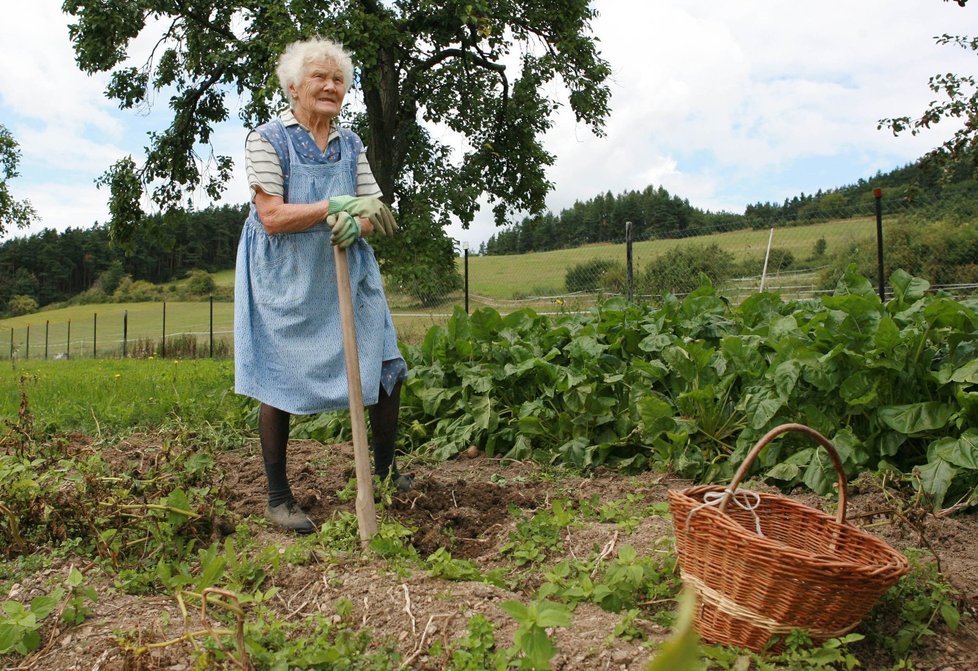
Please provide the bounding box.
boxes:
[482,151,978,255]
[0,204,246,311]
[3,151,977,314]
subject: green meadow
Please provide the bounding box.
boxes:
[0,217,874,357]
[465,217,874,298]
[2,359,243,435]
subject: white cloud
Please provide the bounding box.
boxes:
[4,0,978,251]
[0,1,118,134]
[18,182,110,235]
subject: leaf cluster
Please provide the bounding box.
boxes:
[400,269,978,508]
[0,124,37,238]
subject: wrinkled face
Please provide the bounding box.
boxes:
[290,58,347,121]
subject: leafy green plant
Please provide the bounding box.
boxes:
[644,588,702,671]
[862,549,961,660]
[592,543,678,613]
[499,597,572,670]
[447,614,505,671]
[399,271,978,505]
[426,548,506,586]
[62,567,97,626]
[701,631,864,671]
[0,588,63,655]
[565,259,619,293]
[500,500,574,566]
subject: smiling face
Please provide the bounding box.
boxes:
[289,58,347,125]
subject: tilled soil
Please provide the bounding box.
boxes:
[5,437,977,670]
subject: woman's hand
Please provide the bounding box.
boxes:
[327,195,397,236]
[328,212,362,248]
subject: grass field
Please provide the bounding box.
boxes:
[2,359,241,434]
[464,217,874,299]
[0,217,876,358]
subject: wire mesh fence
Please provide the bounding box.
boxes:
[443,186,978,312]
[2,187,977,360]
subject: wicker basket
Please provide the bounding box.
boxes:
[667,423,910,653]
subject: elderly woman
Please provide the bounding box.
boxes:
[234,37,409,533]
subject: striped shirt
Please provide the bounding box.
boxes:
[245,109,383,201]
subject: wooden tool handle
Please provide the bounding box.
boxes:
[333,244,378,543]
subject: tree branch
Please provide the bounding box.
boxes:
[414,47,505,75]
[173,0,238,43]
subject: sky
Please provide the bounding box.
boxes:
[1,1,977,251]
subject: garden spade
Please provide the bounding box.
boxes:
[333,245,378,544]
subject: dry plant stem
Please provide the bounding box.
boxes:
[284,577,320,616]
[936,492,978,518]
[881,482,944,574]
[96,500,201,519]
[168,588,252,671]
[202,588,251,671]
[848,507,897,520]
[0,501,27,553]
[402,583,417,636]
[591,530,619,578]
[400,613,451,669]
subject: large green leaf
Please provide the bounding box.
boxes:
[890,269,930,305]
[873,315,902,352]
[879,402,953,434]
[917,458,957,508]
[0,623,21,654]
[932,430,978,470]
[950,359,978,385]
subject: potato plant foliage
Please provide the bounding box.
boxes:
[393,268,978,508]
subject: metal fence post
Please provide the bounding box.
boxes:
[123,310,128,358]
[67,320,71,359]
[463,243,470,313]
[162,301,167,358]
[625,221,634,302]
[25,324,29,360]
[93,312,97,359]
[874,188,885,301]
[209,295,214,358]
[7,328,11,360]
[45,321,49,360]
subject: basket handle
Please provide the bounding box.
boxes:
[719,423,848,525]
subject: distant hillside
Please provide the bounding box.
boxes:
[3,150,977,316]
[483,150,978,255]
[0,204,246,314]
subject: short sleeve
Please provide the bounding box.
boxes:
[245,130,285,200]
[355,147,384,198]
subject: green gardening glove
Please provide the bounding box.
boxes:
[327,212,361,249]
[327,195,398,236]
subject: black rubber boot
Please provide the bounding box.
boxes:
[370,381,412,491]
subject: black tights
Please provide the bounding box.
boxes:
[259,380,402,505]
[259,403,292,507]
[369,381,402,480]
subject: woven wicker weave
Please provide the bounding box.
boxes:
[668,423,910,653]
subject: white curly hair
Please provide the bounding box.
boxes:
[276,37,355,108]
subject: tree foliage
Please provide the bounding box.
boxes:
[63,0,612,290]
[0,204,244,312]
[879,2,976,178]
[0,124,38,238]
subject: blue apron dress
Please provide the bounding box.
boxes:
[234,118,406,415]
